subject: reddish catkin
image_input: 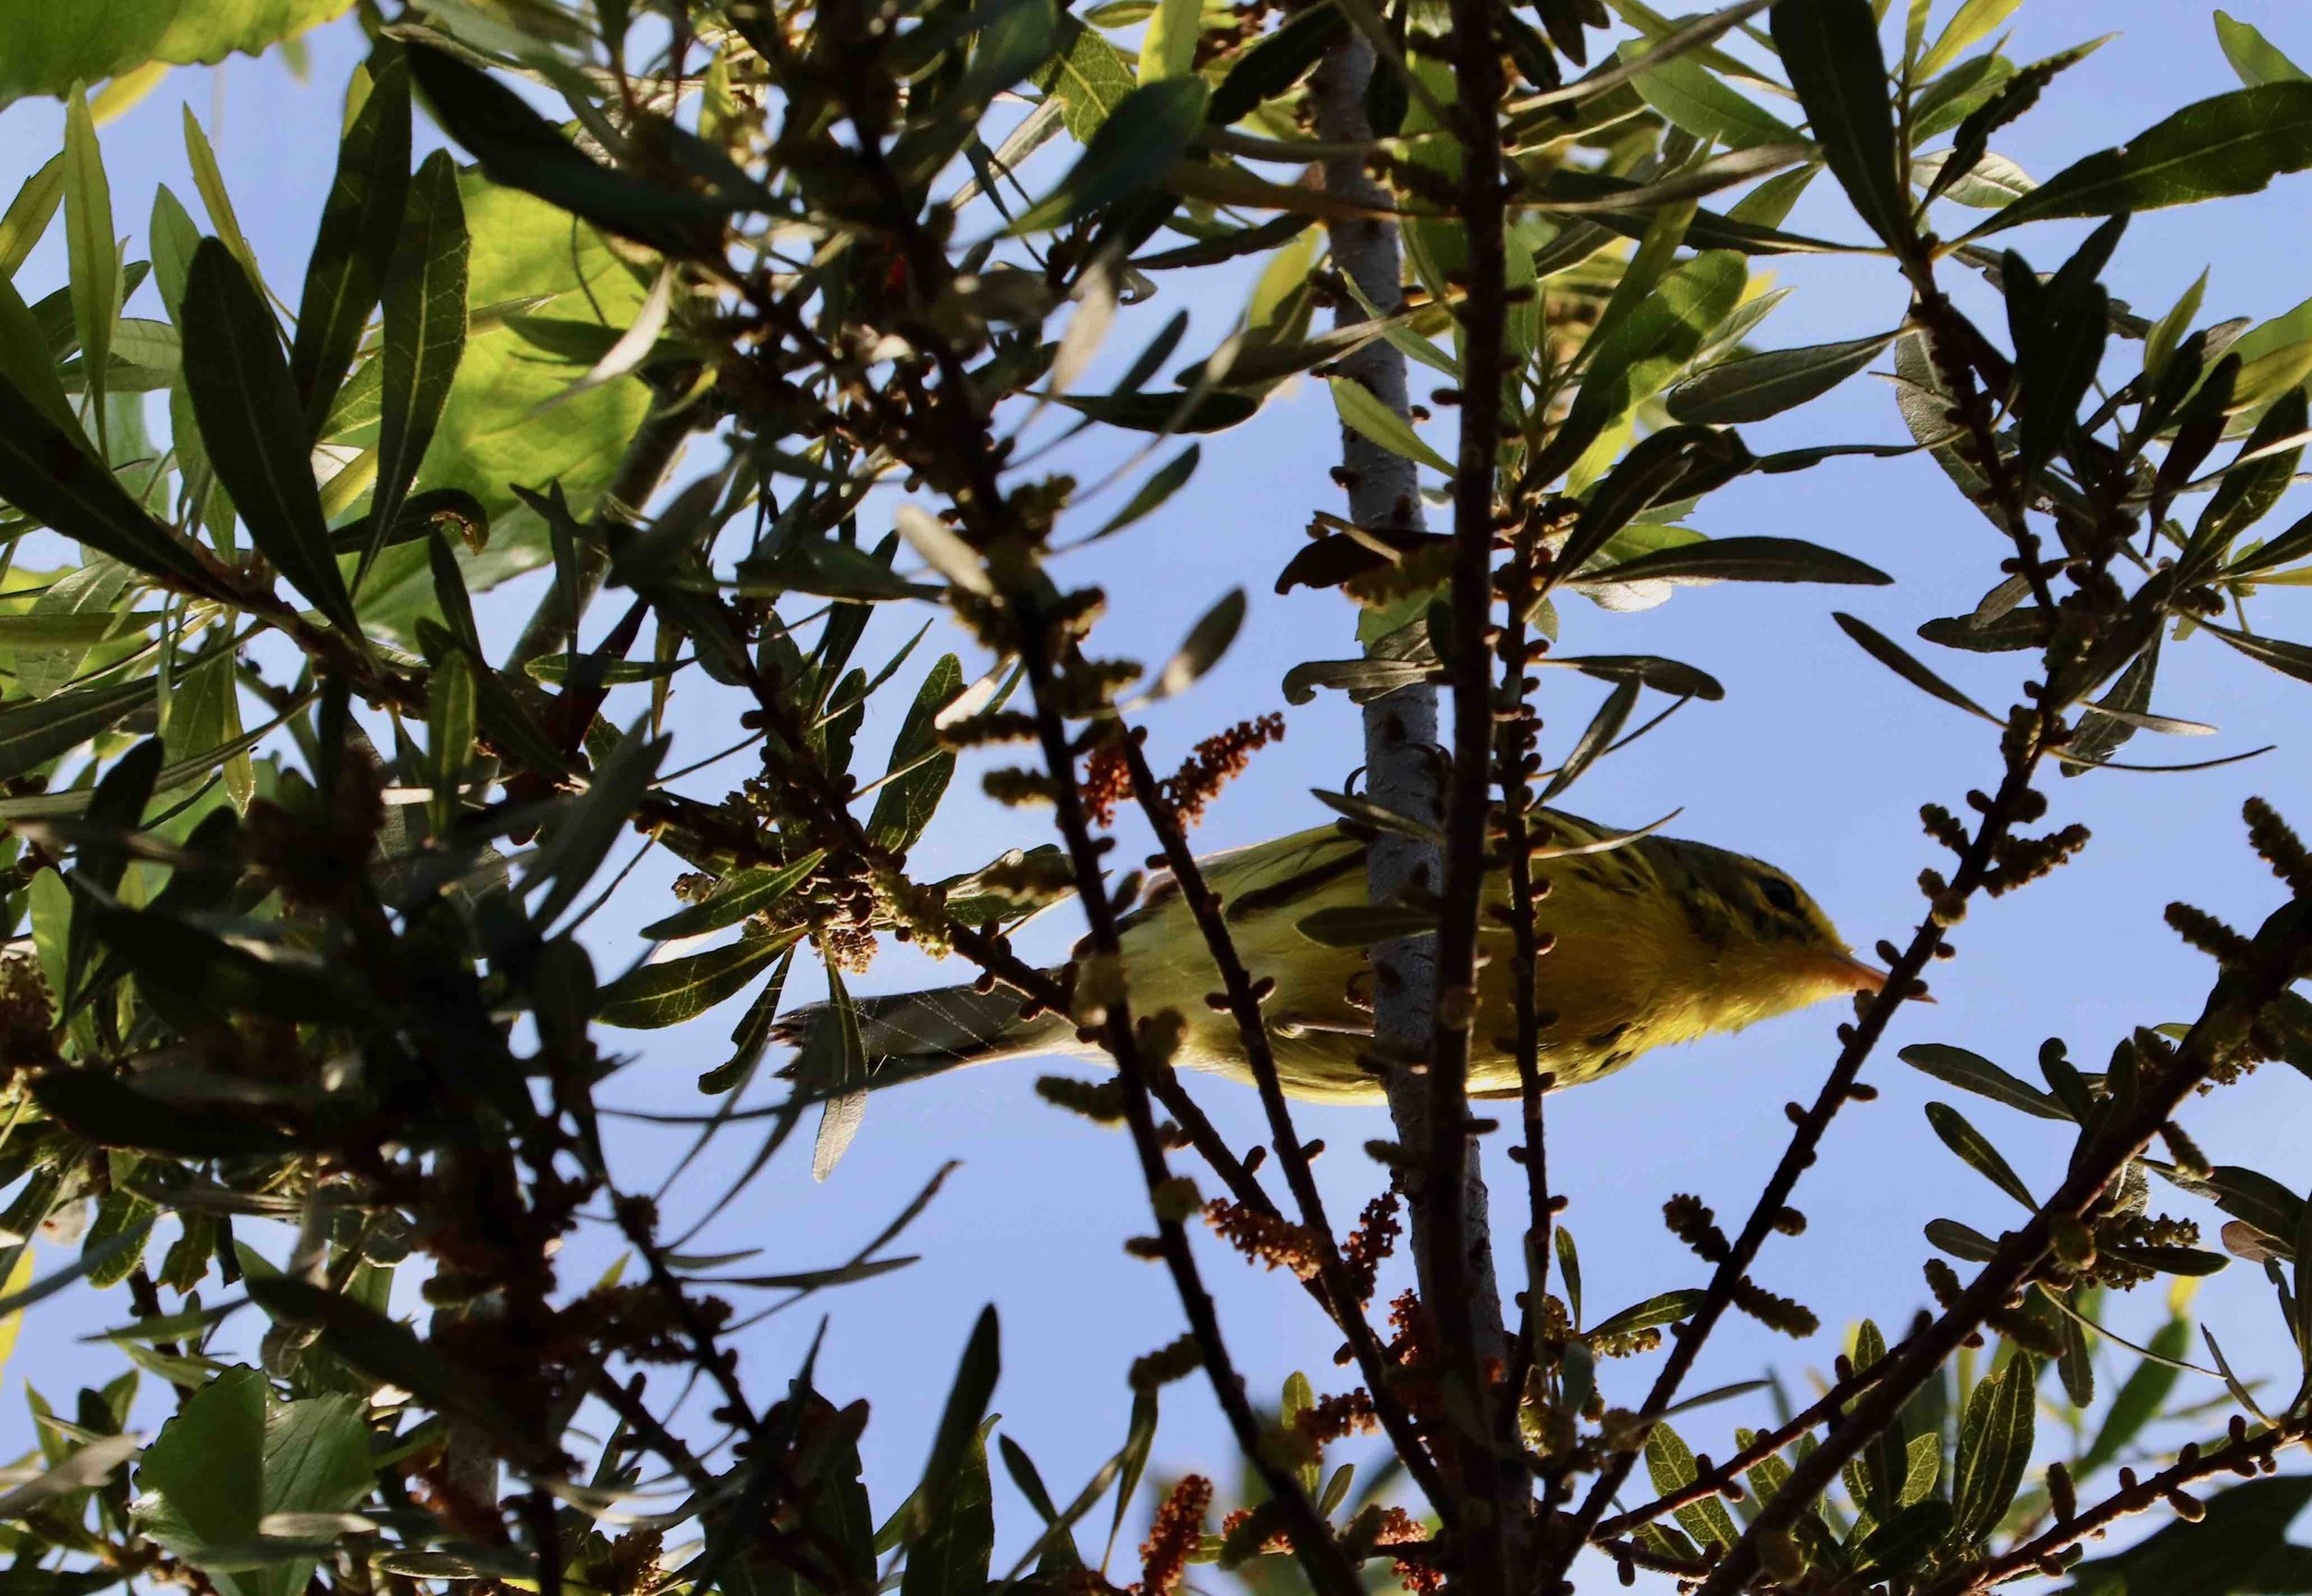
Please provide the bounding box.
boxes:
[1341,1188,1403,1306]
[1204,1198,1326,1280]
[1079,738,1135,828]
[1297,1389,1382,1446]
[1163,713,1285,826]
[1138,1476,1211,1596]
[1375,1508,1442,1596]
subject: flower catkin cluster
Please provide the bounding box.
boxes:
[1137,1475,1211,1596]
[1341,1187,1403,1306]
[1078,716,1287,829]
[1203,1198,1326,1280]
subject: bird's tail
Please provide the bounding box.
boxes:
[769,977,1080,1099]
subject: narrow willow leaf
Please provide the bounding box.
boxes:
[640,851,826,941]
[1925,1101,2036,1209]
[2215,12,2309,88]
[407,45,732,257]
[1295,904,1437,947]
[1665,331,1894,424]
[1589,1288,1706,1342]
[526,722,670,930]
[867,655,967,853]
[1327,373,1453,473]
[1859,1499,1955,1576]
[1972,81,2312,236]
[1542,678,1637,800]
[1834,611,1998,720]
[1916,0,2023,80]
[179,240,358,634]
[1009,78,1209,233]
[809,965,871,1180]
[597,931,793,1030]
[1898,1431,1939,1506]
[1138,0,1199,82]
[1050,387,1258,433]
[0,154,65,277]
[1085,445,1199,542]
[181,106,261,285]
[62,89,116,451]
[1925,1217,2000,1262]
[1644,1419,1740,1551]
[1900,1043,2069,1120]
[365,151,468,584]
[0,671,161,782]
[1774,0,1911,247]
[291,47,411,430]
[1148,588,1244,699]
[425,651,473,841]
[1574,534,1891,587]
[1951,1358,2035,1541]
[2201,620,2312,687]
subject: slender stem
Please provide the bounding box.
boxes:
[1921,1416,2311,1596]
[1015,624,1366,1596]
[1696,883,2312,1594]
[1427,0,1518,1580]
[1115,731,1446,1512]
[1547,743,2052,1577]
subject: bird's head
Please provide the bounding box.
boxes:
[1655,838,1894,1029]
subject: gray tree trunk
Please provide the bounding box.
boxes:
[1310,38,1506,1364]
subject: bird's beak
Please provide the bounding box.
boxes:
[1822,951,1927,1001]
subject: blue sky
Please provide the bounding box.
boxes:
[4,1,2311,1586]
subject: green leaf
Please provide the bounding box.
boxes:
[290,46,410,430]
[1295,903,1439,947]
[1666,331,1894,424]
[2201,620,2312,689]
[1972,82,2312,236]
[1925,1100,2036,1209]
[1564,251,1750,456]
[1834,611,1998,721]
[1009,77,1208,232]
[1148,588,1245,699]
[868,655,967,853]
[1925,1216,2000,1262]
[1900,1043,2069,1120]
[1858,1498,1954,1576]
[524,721,670,930]
[1574,534,1891,587]
[244,1275,558,1471]
[1209,5,1344,125]
[2216,12,2309,89]
[62,88,116,452]
[1916,0,2022,79]
[1589,1288,1707,1343]
[1326,374,1453,473]
[407,45,732,257]
[29,1071,295,1159]
[911,1307,1001,1543]
[179,239,358,633]
[1898,1430,1939,1505]
[596,931,793,1030]
[0,1433,141,1520]
[641,852,826,941]
[1138,0,1198,83]
[1623,37,1798,150]
[132,1367,371,1596]
[2183,389,2308,583]
[0,154,65,276]
[424,651,473,841]
[1644,1419,1739,1551]
[0,670,161,782]
[1032,17,1139,141]
[364,151,468,583]
[806,964,871,1180]
[1950,1357,2035,1541]
[900,1433,995,1596]
[0,4,355,105]
[1774,0,1911,246]
[1050,387,1259,433]
[1542,677,1637,801]
[2069,1478,2312,1596]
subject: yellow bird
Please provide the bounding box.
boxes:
[780,815,1888,1103]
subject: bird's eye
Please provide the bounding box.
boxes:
[1761,878,1800,915]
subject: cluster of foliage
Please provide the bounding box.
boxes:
[2,0,2312,1593]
